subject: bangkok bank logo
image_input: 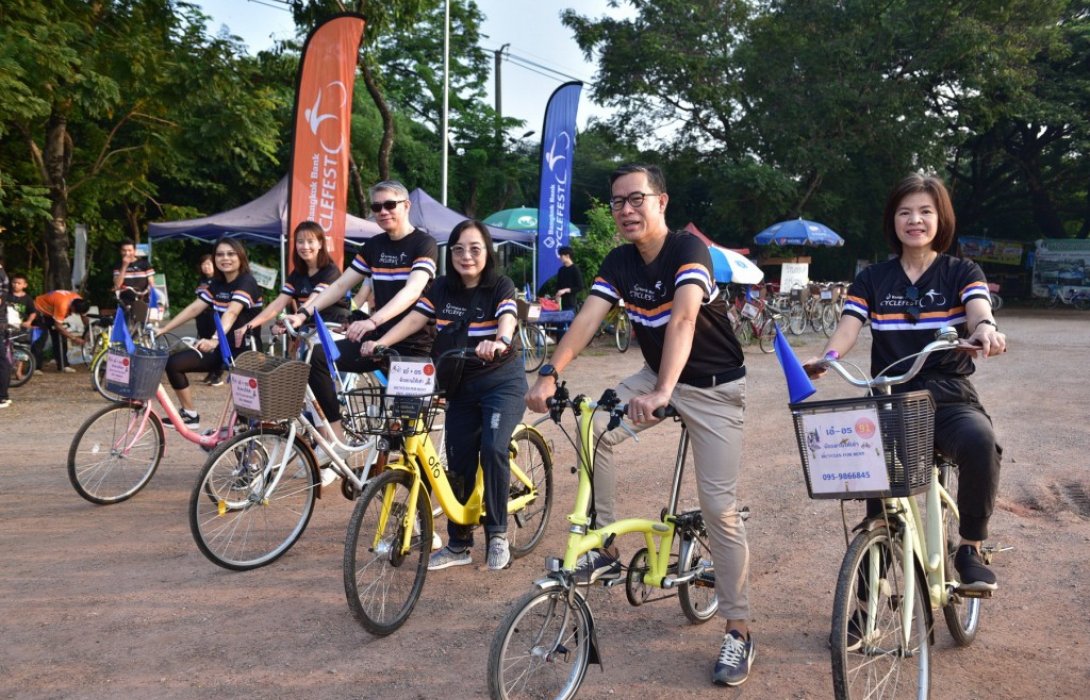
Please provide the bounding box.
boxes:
[544,132,571,185]
[304,80,348,155]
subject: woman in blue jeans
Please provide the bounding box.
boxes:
[363,220,526,571]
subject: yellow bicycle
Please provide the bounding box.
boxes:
[343,348,555,636]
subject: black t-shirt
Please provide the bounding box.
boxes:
[7,292,31,323]
[349,228,438,347]
[590,231,744,382]
[415,275,519,382]
[114,258,155,295]
[282,263,349,322]
[556,263,584,311]
[842,255,990,381]
[196,273,264,349]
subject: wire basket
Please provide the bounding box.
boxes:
[104,345,171,400]
[229,351,310,421]
[343,385,441,439]
[790,390,935,500]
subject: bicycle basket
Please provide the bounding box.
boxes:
[104,345,171,400]
[229,351,310,421]
[790,390,934,500]
[516,298,542,322]
[343,385,440,439]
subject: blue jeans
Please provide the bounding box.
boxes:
[443,358,527,549]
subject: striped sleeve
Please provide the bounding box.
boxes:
[414,295,437,319]
[349,252,371,276]
[589,275,621,303]
[411,256,437,279]
[675,262,712,296]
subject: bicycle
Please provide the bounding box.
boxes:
[90,316,160,401]
[735,295,782,354]
[515,297,550,373]
[7,329,36,388]
[793,327,1005,699]
[591,301,631,352]
[487,384,725,700]
[1046,284,1090,310]
[343,347,554,636]
[67,338,246,505]
[189,324,382,571]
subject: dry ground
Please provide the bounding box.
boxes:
[2,308,1088,699]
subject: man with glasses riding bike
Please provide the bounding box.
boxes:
[526,163,756,688]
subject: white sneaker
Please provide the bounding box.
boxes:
[320,467,340,488]
[62,366,76,373]
[432,531,443,552]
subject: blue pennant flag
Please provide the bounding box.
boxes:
[110,306,135,354]
[773,322,816,404]
[148,286,161,308]
[313,311,340,379]
[212,311,235,366]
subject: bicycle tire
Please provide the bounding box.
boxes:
[757,315,778,354]
[734,316,754,346]
[678,531,718,623]
[821,304,838,337]
[624,547,655,606]
[1074,295,1090,311]
[343,468,431,635]
[614,313,631,353]
[788,302,807,335]
[9,345,35,388]
[90,351,126,402]
[488,587,594,700]
[68,402,164,505]
[507,428,554,558]
[189,426,318,571]
[939,461,982,646]
[989,293,1004,312]
[520,324,548,373]
[831,525,931,699]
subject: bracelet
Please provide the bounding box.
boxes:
[974,319,998,332]
[301,307,313,320]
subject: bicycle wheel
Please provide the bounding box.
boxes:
[68,402,164,504]
[507,427,553,558]
[91,351,125,402]
[1074,294,1090,311]
[939,461,982,646]
[520,324,548,373]
[189,426,318,571]
[343,468,431,636]
[488,587,594,700]
[989,292,1003,311]
[734,316,754,346]
[757,315,778,354]
[10,345,35,388]
[831,525,931,700]
[821,304,839,336]
[788,302,806,335]
[678,531,718,623]
[614,313,631,353]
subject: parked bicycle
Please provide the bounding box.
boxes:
[488,384,727,700]
[343,346,554,636]
[794,327,1005,699]
[592,301,631,353]
[1046,284,1090,310]
[7,329,36,388]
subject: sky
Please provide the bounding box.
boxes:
[193,0,630,132]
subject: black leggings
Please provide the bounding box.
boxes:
[165,339,262,391]
[308,336,430,422]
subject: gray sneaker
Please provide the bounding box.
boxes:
[487,536,511,571]
[712,630,755,687]
[572,548,621,584]
[428,545,472,570]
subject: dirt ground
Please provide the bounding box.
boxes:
[2,308,1089,699]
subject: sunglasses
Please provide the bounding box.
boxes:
[370,199,406,213]
[904,285,921,323]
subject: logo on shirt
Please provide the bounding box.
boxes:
[629,283,661,303]
[378,251,407,266]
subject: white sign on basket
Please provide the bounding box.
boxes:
[230,374,262,412]
[800,407,890,495]
[387,358,436,397]
[105,353,131,385]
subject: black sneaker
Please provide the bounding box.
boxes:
[572,548,621,585]
[954,544,998,592]
[163,409,200,430]
[205,372,224,387]
[712,630,755,687]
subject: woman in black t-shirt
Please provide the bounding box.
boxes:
[808,173,1007,593]
[363,220,526,572]
[236,222,349,347]
[158,237,264,428]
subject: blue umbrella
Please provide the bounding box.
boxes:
[754,218,844,247]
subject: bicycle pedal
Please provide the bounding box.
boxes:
[601,574,625,588]
[956,587,994,599]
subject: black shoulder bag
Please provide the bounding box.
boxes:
[435,285,487,397]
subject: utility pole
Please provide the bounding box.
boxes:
[494,43,509,142]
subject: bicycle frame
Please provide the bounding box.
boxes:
[152,385,240,451]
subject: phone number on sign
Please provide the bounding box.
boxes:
[822,471,872,481]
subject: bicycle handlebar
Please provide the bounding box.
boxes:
[816,326,962,393]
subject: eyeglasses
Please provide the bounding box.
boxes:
[370,199,406,213]
[609,191,662,211]
[215,251,239,258]
[904,285,921,323]
[451,245,485,259]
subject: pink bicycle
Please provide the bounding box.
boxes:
[67,338,247,505]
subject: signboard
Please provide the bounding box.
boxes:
[387,358,436,397]
[105,353,131,385]
[780,262,809,293]
[249,262,279,290]
[230,374,262,412]
[959,236,1024,266]
[800,406,889,496]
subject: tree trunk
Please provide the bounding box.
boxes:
[348,154,367,214]
[43,109,73,291]
[359,57,393,181]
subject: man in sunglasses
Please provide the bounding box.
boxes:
[525,163,756,688]
[285,180,438,441]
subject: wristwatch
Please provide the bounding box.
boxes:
[538,364,558,381]
[974,319,998,331]
[300,306,313,320]
[497,335,512,347]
